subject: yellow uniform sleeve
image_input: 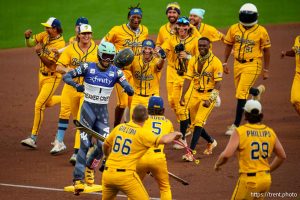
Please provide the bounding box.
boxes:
[185,56,197,79]
[260,26,271,49]
[224,25,235,45]
[213,57,223,82]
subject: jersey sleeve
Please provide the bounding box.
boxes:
[185,56,196,80]
[213,57,223,82]
[56,45,72,66]
[104,27,117,43]
[208,26,224,42]
[161,38,172,52]
[260,27,271,49]
[105,126,117,147]
[224,25,234,45]
[156,26,165,47]
[139,129,163,148]
[63,63,88,87]
[33,31,47,43]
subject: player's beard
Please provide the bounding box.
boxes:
[168,16,178,24]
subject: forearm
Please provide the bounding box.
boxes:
[25,38,36,47]
[283,50,295,57]
[103,142,111,158]
[224,44,233,62]
[39,55,56,69]
[159,132,181,144]
[181,79,191,99]
[215,153,229,168]
[263,48,271,70]
[120,80,134,96]
[56,65,71,74]
[270,156,285,172]
[63,71,78,87]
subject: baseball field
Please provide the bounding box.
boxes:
[0,1,300,199]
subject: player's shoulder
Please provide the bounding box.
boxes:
[210,53,222,64]
[140,24,149,31]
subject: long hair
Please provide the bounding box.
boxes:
[244,109,263,124]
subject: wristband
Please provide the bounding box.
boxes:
[263,68,269,72]
[209,89,219,102]
[222,63,227,66]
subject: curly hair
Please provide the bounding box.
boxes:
[244,110,263,124]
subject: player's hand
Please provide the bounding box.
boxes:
[262,70,269,80]
[173,131,183,140]
[214,163,221,172]
[24,29,32,39]
[179,97,185,106]
[203,100,211,108]
[280,51,285,59]
[35,43,43,54]
[158,49,167,59]
[75,84,85,92]
[178,51,188,59]
[223,63,230,74]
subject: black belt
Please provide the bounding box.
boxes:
[136,93,154,97]
[236,58,254,63]
[247,170,270,177]
[197,89,213,93]
[104,167,126,172]
[154,149,161,153]
[41,71,55,76]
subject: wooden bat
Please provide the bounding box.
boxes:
[73,120,106,142]
[149,172,189,186]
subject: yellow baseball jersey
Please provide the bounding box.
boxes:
[57,40,98,83]
[236,123,277,173]
[68,35,77,44]
[33,31,65,73]
[105,121,163,170]
[104,24,148,56]
[197,23,224,42]
[161,35,199,71]
[224,23,271,61]
[156,22,201,47]
[185,53,223,91]
[293,35,300,73]
[142,115,174,156]
[127,55,162,95]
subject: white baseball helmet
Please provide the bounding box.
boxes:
[239,3,258,27]
[98,41,116,62]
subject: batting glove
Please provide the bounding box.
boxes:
[75,84,85,92]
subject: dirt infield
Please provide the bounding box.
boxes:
[0,23,299,200]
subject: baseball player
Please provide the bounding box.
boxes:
[281,35,300,116]
[180,37,222,160]
[127,39,166,118]
[21,17,65,148]
[223,3,271,135]
[101,105,182,200]
[136,96,174,200]
[50,24,98,164]
[156,3,200,111]
[63,41,134,195]
[160,17,199,148]
[102,4,148,127]
[68,17,89,44]
[215,100,286,199]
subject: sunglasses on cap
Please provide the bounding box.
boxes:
[100,53,115,62]
[176,17,190,25]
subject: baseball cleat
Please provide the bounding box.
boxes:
[215,95,221,107]
[85,167,95,186]
[50,140,66,155]
[203,139,218,155]
[173,138,187,149]
[253,84,265,101]
[225,124,237,136]
[73,180,85,196]
[69,153,77,166]
[21,137,37,149]
[182,153,194,162]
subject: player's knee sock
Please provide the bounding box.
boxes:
[30,134,37,142]
[249,87,259,96]
[56,118,69,142]
[114,106,125,127]
[190,126,202,150]
[200,128,214,143]
[74,148,79,154]
[234,99,247,127]
[180,119,189,140]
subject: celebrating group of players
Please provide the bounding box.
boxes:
[19,1,298,199]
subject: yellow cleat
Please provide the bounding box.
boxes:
[85,167,95,186]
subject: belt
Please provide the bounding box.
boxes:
[197,89,213,93]
[136,93,154,97]
[246,170,270,177]
[40,71,55,76]
[236,58,254,63]
[153,149,161,153]
[104,167,126,172]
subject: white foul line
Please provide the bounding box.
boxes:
[0,183,160,200]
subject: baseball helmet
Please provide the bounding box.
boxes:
[98,42,116,62]
[113,48,134,68]
[148,96,164,109]
[239,3,258,27]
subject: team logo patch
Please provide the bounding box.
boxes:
[117,69,123,76]
[217,72,223,77]
[76,67,82,75]
[83,63,88,69]
[119,75,126,82]
[90,68,95,74]
[109,71,114,77]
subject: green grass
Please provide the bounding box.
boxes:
[1,0,299,49]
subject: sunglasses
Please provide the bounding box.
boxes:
[100,53,115,62]
[176,18,190,25]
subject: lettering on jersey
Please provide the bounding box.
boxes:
[109,71,114,77]
[85,93,109,102]
[118,125,136,135]
[90,68,96,74]
[235,35,255,45]
[71,58,80,66]
[134,71,154,81]
[123,39,142,48]
[201,71,213,78]
[43,48,51,56]
[246,130,271,137]
[82,63,88,69]
[88,77,112,85]
[150,115,166,121]
[76,67,83,75]
[119,75,126,82]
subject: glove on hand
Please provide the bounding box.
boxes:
[158,49,166,59]
[75,84,85,92]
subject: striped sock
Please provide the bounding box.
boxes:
[56,118,69,142]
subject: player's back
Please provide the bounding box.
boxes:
[236,123,277,173]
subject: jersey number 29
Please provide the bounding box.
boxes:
[251,141,269,160]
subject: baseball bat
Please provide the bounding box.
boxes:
[168,172,189,186]
[73,120,106,142]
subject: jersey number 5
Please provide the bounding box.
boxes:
[251,141,269,160]
[113,135,132,155]
[152,122,162,135]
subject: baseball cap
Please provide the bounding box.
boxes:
[148,96,164,109]
[190,8,205,19]
[129,8,143,17]
[76,17,89,26]
[166,2,181,15]
[176,17,190,25]
[41,17,61,28]
[244,100,262,114]
[79,24,92,34]
[142,39,155,48]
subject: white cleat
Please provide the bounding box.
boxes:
[215,95,221,107]
[21,137,37,149]
[50,140,66,155]
[225,124,237,136]
[253,84,265,101]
